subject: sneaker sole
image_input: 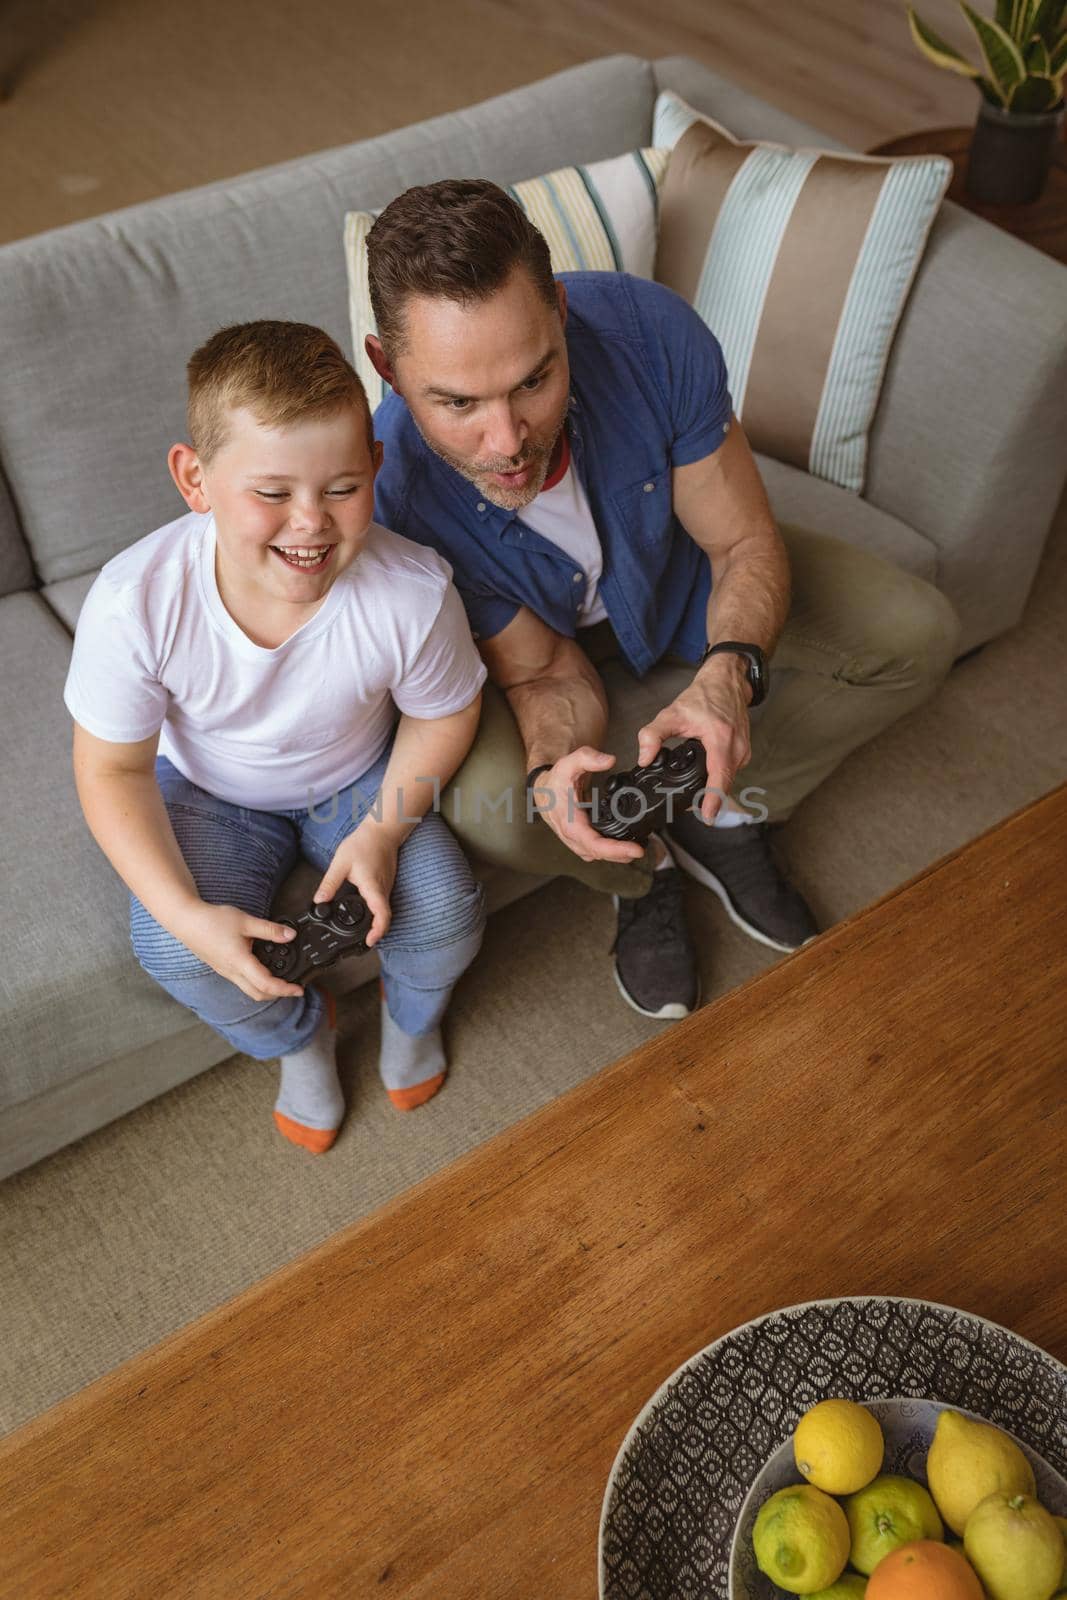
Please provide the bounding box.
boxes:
[666,837,811,954]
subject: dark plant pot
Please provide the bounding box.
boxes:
[966,98,1065,205]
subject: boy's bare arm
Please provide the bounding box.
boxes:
[312,694,483,910]
[72,723,203,933]
[72,724,302,999]
[360,693,483,845]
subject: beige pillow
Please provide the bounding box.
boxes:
[344,146,670,411]
[653,91,952,494]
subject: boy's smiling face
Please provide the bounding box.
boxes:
[170,404,381,623]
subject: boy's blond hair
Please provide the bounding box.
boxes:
[186,321,374,463]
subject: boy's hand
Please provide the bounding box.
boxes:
[176,902,306,1002]
[313,819,397,947]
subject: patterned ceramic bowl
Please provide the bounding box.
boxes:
[599,1297,1067,1600]
[730,1397,1067,1598]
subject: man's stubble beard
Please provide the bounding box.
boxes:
[413,397,571,512]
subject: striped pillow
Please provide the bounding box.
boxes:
[652,92,951,494]
[344,147,669,412]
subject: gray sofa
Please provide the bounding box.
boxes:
[2,54,1065,1181]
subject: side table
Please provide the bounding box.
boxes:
[870,126,1067,266]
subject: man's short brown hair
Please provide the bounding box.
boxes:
[186,320,374,463]
[366,179,557,356]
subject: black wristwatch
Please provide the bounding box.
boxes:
[699,640,768,706]
[525,764,553,792]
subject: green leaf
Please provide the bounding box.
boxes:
[1049,30,1067,71]
[996,0,1015,24]
[1009,71,1063,104]
[1027,35,1051,67]
[960,2,1028,97]
[1010,0,1040,41]
[977,73,1005,102]
[1029,0,1066,44]
[908,7,981,75]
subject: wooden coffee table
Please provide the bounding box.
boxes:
[2,786,1065,1599]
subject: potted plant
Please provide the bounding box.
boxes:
[907,0,1067,202]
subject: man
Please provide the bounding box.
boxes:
[366,180,960,1019]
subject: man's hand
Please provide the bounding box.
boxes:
[531,745,647,864]
[313,818,398,947]
[174,902,306,1002]
[636,653,753,822]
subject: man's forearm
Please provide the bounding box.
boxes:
[507,658,609,772]
[704,523,791,658]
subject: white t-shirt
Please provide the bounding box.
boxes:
[520,443,609,627]
[64,511,487,812]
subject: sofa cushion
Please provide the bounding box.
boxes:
[40,571,95,633]
[653,92,951,495]
[0,464,34,599]
[344,145,670,409]
[753,454,938,581]
[0,55,656,587]
[0,593,197,1111]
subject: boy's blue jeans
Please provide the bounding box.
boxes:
[130,750,486,1061]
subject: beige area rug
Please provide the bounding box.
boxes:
[2,495,1065,1437]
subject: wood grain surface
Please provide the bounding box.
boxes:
[1,786,1064,1600]
[2,0,983,245]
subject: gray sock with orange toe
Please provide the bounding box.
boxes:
[379,996,446,1111]
[273,990,345,1153]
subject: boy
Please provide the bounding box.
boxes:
[64,321,487,1154]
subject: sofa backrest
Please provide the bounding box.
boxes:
[0,55,654,587]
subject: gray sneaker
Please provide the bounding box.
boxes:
[611,868,700,1020]
[667,811,818,953]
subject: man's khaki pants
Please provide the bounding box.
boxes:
[439,525,961,899]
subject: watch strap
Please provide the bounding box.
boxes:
[525,764,553,791]
[700,640,767,706]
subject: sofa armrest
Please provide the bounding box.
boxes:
[866,205,1067,651]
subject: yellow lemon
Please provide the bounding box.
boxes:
[844,1473,944,1575]
[1053,1516,1067,1587]
[753,1483,851,1595]
[794,1400,886,1496]
[926,1411,1036,1536]
[963,1492,1064,1600]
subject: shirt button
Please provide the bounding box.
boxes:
[723,422,729,433]
[572,572,582,584]
[476,501,486,513]
[643,482,654,493]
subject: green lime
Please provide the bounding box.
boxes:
[753,1483,851,1594]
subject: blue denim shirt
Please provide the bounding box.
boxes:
[373,272,733,678]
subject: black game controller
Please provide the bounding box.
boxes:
[252,885,374,985]
[590,738,709,844]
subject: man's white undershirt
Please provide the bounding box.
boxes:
[520,434,609,627]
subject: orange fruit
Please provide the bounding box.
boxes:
[866,1539,984,1600]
